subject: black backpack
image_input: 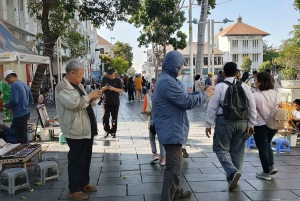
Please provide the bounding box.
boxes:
[221,80,249,120]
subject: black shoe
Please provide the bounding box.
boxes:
[182,148,189,158]
[173,188,191,200]
[111,133,116,138]
[104,132,109,137]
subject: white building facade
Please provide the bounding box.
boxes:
[214,16,269,72]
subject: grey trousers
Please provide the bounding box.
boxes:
[213,116,247,178]
[161,144,182,201]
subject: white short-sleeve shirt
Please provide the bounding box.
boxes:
[293,110,300,118]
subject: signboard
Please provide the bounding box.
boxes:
[181,68,195,75]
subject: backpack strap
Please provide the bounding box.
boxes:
[256,107,267,124]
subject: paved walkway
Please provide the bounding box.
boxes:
[1,95,300,201]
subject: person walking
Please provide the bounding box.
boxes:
[205,72,213,86]
[253,72,280,180]
[194,74,201,92]
[206,62,256,191]
[241,72,252,88]
[55,59,102,200]
[101,67,123,138]
[127,77,135,102]
[217,70,224,84]
[152,50,214,201]
[3,70,33,144]
[134,74,142,100]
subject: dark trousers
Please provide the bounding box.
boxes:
[161,144,182,201]
[128,88,134,101]
[103,105,119,133]
[66,136,94,192]
[254,125,277,173]
[12,113,30,144]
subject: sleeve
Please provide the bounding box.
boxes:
[163,80,207,110]
[56,87,90,111]
[245,84,257,127]
[117,79,123,89]
[28,88,33,104]
[206,84,222,128]
[4,84,18,108]
[101,77,107,87]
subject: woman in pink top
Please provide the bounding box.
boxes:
[253,72,280,181]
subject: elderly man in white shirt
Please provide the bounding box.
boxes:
[205,62,257,191]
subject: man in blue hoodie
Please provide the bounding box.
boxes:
[152,51,214,201]
[3,70,33,144]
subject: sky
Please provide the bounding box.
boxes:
[97,0,299,72]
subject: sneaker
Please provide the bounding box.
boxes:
[104,132,109,137]
[256,172,272,180]
[229,171,241,191]
[151,154,159,163]
[160,157,165,166]
[270,165,278,175]
[182,148,189,158]
[173,188,191,199]
[111,133,116,138]
[67,191,88,200]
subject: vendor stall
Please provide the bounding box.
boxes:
[0,139,41,171]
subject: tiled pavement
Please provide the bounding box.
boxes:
[1,94,300,201]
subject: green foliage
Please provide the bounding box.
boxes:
[99,55,112,63]
[61,29,88,59]
[257,61,271,72]
[127,67,136,77]
[129,0,187,77]
[263,41,279,62]
[294,0,300,10]
[110,57,129,74]
[197,0,216,13]
[276,39,300,79]
[240,57,252,73]
[112,42,133,68]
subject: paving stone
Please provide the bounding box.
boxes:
[189,180,255,192]
[194,192,251,201]
[247,179,300,190]
[92,195,144,201]
[0,189,63,201]
[144,193,198,201]
[128,183,163,195]
[243,190,300,200]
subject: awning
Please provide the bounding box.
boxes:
[0,21,50,64]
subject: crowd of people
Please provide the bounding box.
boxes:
[0,48,295,201]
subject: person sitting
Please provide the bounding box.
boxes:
[0,123,27,144]
[291,99,300,133]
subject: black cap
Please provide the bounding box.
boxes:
[237,69,241,72]
[107,67,115,75]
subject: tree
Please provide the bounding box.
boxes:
[241,57,252,72]
[99,54,112,72]
[27,0,140,102]
[294,0,300,10]
[110,57,129,74]
[129,0,187,78]
[257,60,271,72]
[61,29,88,60]
[112,42,133,68]
[196,0,216,75]
[263,41,279,62]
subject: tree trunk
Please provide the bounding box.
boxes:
[195,0,208,76]
[30,0,58,102]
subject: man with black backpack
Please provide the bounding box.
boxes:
[205,62,257,191]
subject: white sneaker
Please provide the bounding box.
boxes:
[150,154,159,163]
[256,172,272,180]
[160,157,165,166]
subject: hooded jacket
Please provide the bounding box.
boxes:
[152,51,207,145]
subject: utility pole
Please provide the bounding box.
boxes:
[211,19,215,86]
[207,19,210,74]
[188,0,193,88]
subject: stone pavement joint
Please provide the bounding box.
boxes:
[1,95,300,200]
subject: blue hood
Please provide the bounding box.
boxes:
[162,51,185,78]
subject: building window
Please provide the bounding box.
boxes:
[193,58,195,66]
[252,54,259,62]
[242,54,248,58]
[232,54,238,63]
[253,40,258,48]
[242,40,248,49]
[204,57,208,65]
[185,58,189,65]
[100,48,104,54]
[19,0,23,11]
[232,40,238,48]
[217,57,222,65]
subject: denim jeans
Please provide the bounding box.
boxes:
[213,116,247,178]
[253,125,277,173]
[149,131,165,156]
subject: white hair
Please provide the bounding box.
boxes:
[65,59,85,73]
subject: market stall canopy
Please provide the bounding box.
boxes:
[0,21,50,64]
